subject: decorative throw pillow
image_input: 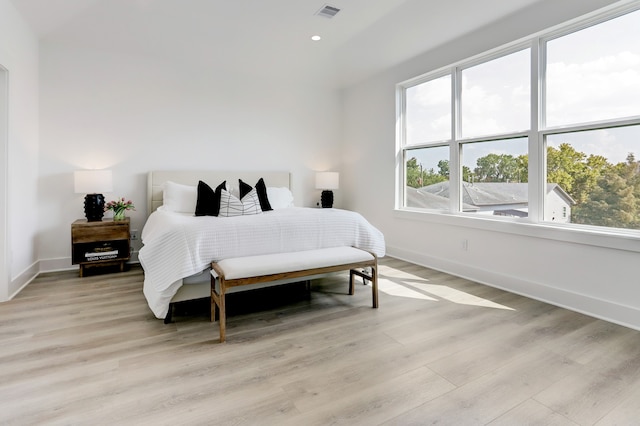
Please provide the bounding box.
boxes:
[239,178,273,211]
[218,188,262,217]
[163,181,197,213]
[195,180,226,216]
[267,187,294,209]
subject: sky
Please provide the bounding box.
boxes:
[405,7,640,172]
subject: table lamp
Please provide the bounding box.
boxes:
[74,170,113,221]
[316,172,339,208]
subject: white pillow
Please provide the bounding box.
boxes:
[162,181,197,213]
[267,187,294,209]
[218,188,262,217]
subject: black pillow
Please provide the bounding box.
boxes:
[195,180,226,216]
[239,178,272,211]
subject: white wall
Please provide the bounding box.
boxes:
[342,0,640,329]
[0,0,40,299]
[37,44,344,270]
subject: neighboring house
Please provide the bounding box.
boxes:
[408,182,576,223]
[405,186,478,212]
[543,184,576,223]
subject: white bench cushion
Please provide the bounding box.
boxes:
[216,246,374,280]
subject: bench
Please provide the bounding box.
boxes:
[210,246,378,342]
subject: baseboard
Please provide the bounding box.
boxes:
[38,256,140,274]
[9,261,39,300]
[38,257,76,274]
[9,255,143,301]
[386,245,640,332]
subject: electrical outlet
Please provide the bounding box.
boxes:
[131,229,139,241]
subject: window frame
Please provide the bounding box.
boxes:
[396,2,640,250]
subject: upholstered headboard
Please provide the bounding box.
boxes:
[147,171,291,215]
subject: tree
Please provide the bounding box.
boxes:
[406,157,422,188]
[473,153,524,182]
[574,170,639,229]
[406,157,447,188]
[463,165,473,183]
[547,143,609,204]
[569,150,639,230]
[423,168,448,186]
[516,154,528,183]
[437,160,449,178]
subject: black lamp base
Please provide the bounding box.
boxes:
[321,190,334,208]
[84,193,106,222]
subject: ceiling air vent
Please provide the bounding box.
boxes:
[315,4,341,19]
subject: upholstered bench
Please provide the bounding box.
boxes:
[210,246,378,342]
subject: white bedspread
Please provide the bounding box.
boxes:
[139,207,386,318]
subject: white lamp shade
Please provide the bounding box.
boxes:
[315,172,339,190]
[74,170,113,194]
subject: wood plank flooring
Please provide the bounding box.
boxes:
[1,257,639,425]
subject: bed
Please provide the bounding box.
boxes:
[139,170,386,320]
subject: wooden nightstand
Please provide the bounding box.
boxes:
[71,218,130,277]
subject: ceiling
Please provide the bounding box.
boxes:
[9,0,546,87]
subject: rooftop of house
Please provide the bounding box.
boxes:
[408,181,576,209]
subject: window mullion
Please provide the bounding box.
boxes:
[396,84,406,210]
[450,67,462,214]
[528,39,543,223]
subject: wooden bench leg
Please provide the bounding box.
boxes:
[350,266,379,308]
[371,265,378,308]
[218,294,226,343]
[211,273,227,343]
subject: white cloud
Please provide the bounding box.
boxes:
[547,51,640,126]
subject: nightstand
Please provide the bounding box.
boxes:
[71,218,130,277]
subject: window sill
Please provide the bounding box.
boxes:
[394,208,640,253]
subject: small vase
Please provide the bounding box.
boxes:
[113,209,126,221]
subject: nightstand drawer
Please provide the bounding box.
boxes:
[71,220,129,243]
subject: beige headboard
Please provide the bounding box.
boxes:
[147,170,291,215]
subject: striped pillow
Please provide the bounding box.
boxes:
[218,188,262,217]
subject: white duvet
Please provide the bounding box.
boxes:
[139,207,386,318]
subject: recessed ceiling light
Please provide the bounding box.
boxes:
[311,35,322,41]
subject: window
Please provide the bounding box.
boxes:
[545,11,640,127]
[405,75,451,144]
[545,126,640,230]
[461,138,529,216]
[401,48,531,215]
[404,146,450,210]
[543,9,640,231]
[403,74,451,210]
[399,5,640,235]
[461,49,530,138]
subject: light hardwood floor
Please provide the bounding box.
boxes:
[1,257,639,425]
